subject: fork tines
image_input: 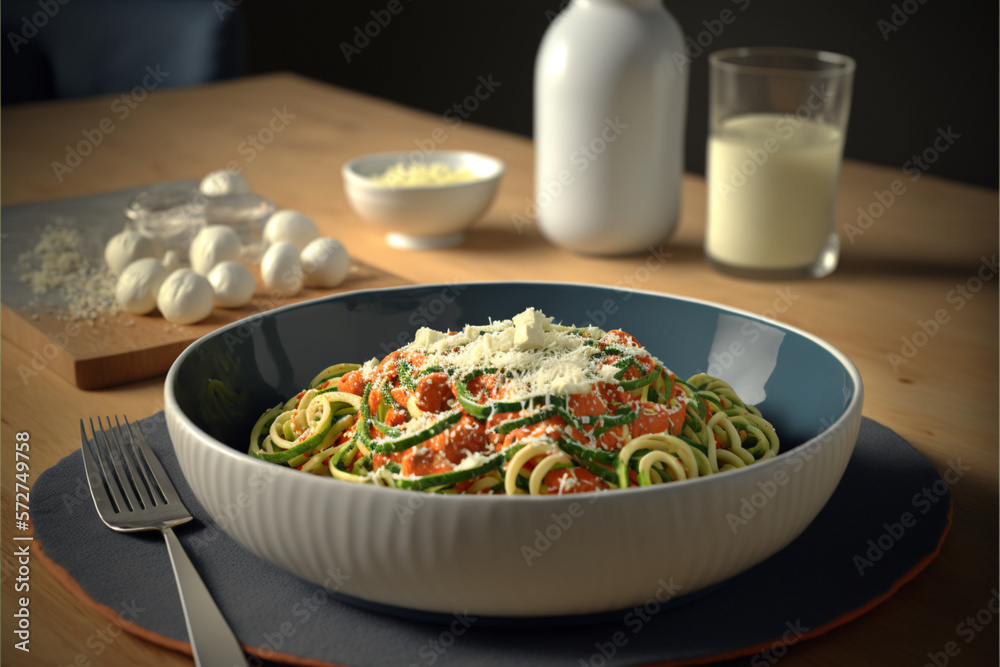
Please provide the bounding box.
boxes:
[82,416,168,514]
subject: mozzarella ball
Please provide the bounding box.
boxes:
[301,237,351,288]
[157,269,215,325]
[260,241,303,297]
[115,258,169,315]
[190,225,241,275]
[208,261,256,308]
[104,230,164,275]
[264,210,319,251]
[199,170,252,197]
[161,249,183,272]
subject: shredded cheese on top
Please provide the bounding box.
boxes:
[402,308,648,399]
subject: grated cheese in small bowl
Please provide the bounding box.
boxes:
[368,162,479,188]
[341,150,505,250]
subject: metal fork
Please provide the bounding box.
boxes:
[81,416,248,667]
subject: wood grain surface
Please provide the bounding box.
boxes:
[1,73,997,667]
[0,257,407,389]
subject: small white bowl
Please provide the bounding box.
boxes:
[342,151,504,249]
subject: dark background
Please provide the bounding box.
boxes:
[238,0,999,188]
[3,0,997,188]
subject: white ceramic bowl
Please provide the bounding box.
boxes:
[164,282,863,619]
[341,151,504,249]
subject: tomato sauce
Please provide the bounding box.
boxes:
[355,325,689,493]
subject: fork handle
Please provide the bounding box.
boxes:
[162,526,249,667]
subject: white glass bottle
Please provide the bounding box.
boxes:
[534,0,687,255]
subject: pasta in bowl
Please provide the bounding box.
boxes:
[248,309,779,496]
[164,282,863,618]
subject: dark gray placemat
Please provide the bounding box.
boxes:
[31,413,951,666]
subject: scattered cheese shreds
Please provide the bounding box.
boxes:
[17,219,121,322]
[404,310,625,398]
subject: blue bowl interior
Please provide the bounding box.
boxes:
[174,283,858,456]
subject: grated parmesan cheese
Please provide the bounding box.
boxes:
[17,220,121,323]
[368,161,479,188]
[398,407,460,435]
[557,471,578,494]
[452,450,501,471]
[403,309,640,398]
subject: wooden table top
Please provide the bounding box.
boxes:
[2,73,997,667]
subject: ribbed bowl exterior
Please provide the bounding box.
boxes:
[166,385,861,618]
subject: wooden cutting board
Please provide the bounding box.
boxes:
[1,184,410,390]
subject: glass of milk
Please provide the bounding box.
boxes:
[705,48,855,279]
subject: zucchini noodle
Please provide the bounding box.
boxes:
[248,308,779,495]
